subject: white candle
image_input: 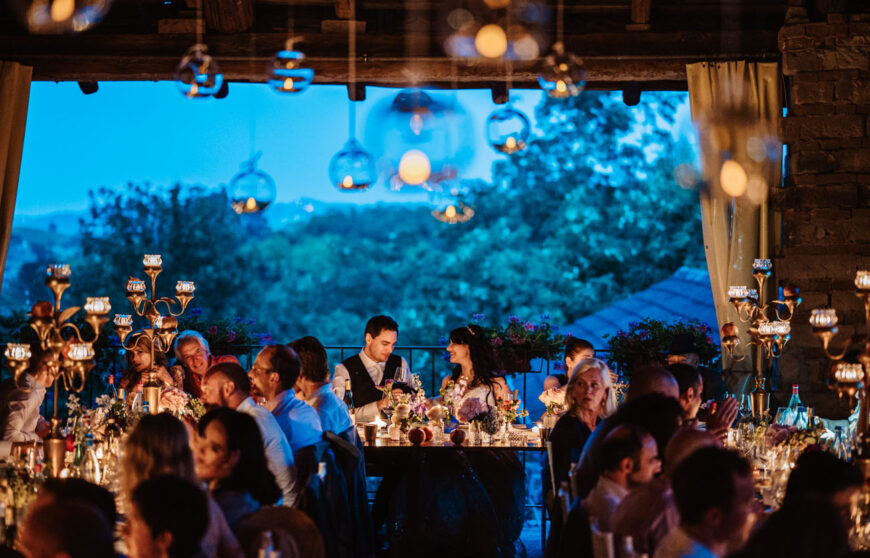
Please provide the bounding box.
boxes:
[126,279,146,293]
[114,314,133,327]
[856,270,870,291]
[809,308,838,328]
[753,258,772,272]
[175,281,195,295]
[4,343,31,361]
[84,297,111,315]
[143,254,163,268]
[46,264,71,278]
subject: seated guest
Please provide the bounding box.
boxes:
[0,347,52,442]
[249,345,323,454]
[668,334,725,402]
[125,475,210,558]
[202,362,296,505]
[539,338,596,410]
[612,428,721,554]
[19,500,114,558]
[548,358,616,496]
[441,324,510,403]
[196,408,282,530]
[120,332,181,393]
[573,366,682,499]
[668,363,738,438]
[333,315,411,424]
[175,330,239,398]
[655,447,754,558]
[31,477,117,528]
[290,336,353,436]
[121,413,242,558]
[784,450,863,531]
[729,498,848,558]
[584,424,660,533]
[668,364,704,422]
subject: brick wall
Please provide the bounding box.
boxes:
[776,4,870,418]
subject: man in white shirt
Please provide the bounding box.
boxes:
[654,447,754,558]
[584,424,660,532]
[249,345,324,455]
[290,336,353,436]
[1,349,53,442]
[333,315,410,424]
[201,361,297,506]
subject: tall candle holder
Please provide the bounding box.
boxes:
[113,255,195,414]
[2,264,109,477]
[720,258,801,418]
[809,270,870,466]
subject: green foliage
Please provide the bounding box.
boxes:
[604,317,720,376]
[472,314,565,368]
[1,92,705,390]
[177,314,269,355]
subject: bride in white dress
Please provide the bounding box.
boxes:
[440,325,509,418]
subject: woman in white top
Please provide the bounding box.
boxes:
[441,324,509,410]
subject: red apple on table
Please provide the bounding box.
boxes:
[450,429,466,446]
[422,427,433,442]
[408,427,425,446]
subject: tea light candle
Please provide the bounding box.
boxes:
[773,321,791,336]
[175,281,195,295]
[126,279,146,293]
[84,297,111,315]
[68,343,94,361]
[4,343,31,362]
[753,259,773,272]
[143,254,162,268]
[809,308,838,328]
[856,270,870,291]
[728,286,750,299]
[758,322,777,336]
[46,264,71,279]
[835,362,864,383]
[113,314,133,327]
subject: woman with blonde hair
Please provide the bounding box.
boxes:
[548,358,616,495]
[121,413,243,558]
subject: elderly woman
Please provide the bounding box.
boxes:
[547,358,617,495]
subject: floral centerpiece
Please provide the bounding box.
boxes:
[177,313,272,356]
[379,374,429,434]
[457,397,500,438]
[471,313,565,373]
[501,398,529,424]
[604,318,720,379]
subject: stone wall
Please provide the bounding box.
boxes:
[776,3,870,418]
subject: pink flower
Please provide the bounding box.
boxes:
[456,397,489,423]
[207,325,218,335]
[523,322,536,332]
[226,330,236,343]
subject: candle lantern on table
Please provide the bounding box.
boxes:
[720,258,801,418]
[2,264,110,477]
[113,255,194,414]
[810,270,870,474]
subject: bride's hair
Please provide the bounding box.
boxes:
[449,324,500,395]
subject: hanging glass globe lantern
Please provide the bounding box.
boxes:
[486,105,531,154]
[229,153,276,214]
[538,41,586,98]
[329,138,376,192]
[23,0,112,33]
[696,79,780,205]
[267,41,315,94]
[174,44,224,99]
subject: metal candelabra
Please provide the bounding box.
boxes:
[720,258,801,418]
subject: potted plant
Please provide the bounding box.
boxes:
[472,313,565,373]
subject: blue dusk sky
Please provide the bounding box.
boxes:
[15,81,549,217]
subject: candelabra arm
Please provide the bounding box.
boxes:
[821,335,851,362]
[154,297,186,316]
[770,301,797,322]
[58,321,86,342]
[724,343,749,362]
[131,298,153,318]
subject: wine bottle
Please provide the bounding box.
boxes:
[107,374,118,399]
[343,379,354,411]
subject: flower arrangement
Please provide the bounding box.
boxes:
[501,398,528,424]
[0,461,41,510]
[379,374,429,431]
[604,318,720,378]
[471,313,565,372]
[177,314,272,355]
